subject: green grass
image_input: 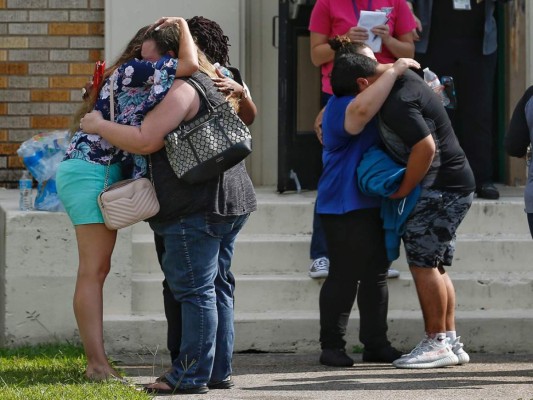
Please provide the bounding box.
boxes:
[0,343,149,400]
[351,345,364,354]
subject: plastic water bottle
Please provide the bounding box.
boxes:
[19,170,33,211]
[423,67,450,107]
[441,76,457,109]
[213,62,234,79]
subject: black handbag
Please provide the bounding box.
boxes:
[164,76,252,184]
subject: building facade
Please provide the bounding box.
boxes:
[0,0,530,188]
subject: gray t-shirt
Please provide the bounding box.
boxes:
[148,72,256,222]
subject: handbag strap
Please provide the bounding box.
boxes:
[103,75,115,191]
[185,76,215,114]
[109,75,115,121]
[103,156,155,191]
[102,74,154,190]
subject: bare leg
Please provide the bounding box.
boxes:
[74,223,121,380]
[409,266,447,335]
[438,265,456,332]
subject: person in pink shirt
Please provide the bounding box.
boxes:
[306,0,416,283]
[310,0,417,96]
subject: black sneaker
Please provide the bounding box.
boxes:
[208,376,234,389]
[143,383,208,395]
[362,346,403,363]
[143,374,208,395]
[476,183,500,200]
[319,348,354,367]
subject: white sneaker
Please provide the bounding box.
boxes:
[399,336,430,358]
[393,336,458,369]
[308,257,329,279]
[387,268,400,279]
[448,336,470,365]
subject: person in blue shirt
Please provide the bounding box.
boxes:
[316,36,419,367]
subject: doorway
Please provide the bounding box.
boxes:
[277,0,321,193]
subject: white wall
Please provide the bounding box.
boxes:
[104,0,279,187]
[247,1,279,186]
[104,0,246,72]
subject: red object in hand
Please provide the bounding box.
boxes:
[92,61,105,91]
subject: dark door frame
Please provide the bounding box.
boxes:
[277,0,321,193]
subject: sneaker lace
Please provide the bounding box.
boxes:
[448,337,464,353]
[312,258,328,271]
[406,336,444,357]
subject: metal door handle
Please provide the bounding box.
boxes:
[272,15,279,48]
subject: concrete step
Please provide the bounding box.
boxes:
[132,233,311,275]
[102,309,533,354]
[131,186,529,236]
[129,271,533,314]
[124,187,532,354]
[3,186,530,354]
[458,197,528,234]
[132,232,533,275]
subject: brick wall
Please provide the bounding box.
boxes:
[0,0,104,187]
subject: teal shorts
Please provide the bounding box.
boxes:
[56,158,122,225]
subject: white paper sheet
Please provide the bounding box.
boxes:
[357,10,388,53]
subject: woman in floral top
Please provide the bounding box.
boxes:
[65,31,181,177]
[56,18,198,382]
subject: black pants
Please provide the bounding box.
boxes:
[416,42,498,187]
[155,233,182,363]
[319,208,390,351]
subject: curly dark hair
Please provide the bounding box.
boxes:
[187,16,231,66]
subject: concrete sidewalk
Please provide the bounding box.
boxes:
[114,352,533,399]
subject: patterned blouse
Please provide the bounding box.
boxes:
[64,55,178,177]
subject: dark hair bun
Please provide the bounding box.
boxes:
[328,35,352,52]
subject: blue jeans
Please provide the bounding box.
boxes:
[310,92,333,260]
[150,212,249,389]
[310,203,328,260]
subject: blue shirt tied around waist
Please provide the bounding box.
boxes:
[357,145,421,261]
[316,95,382,215]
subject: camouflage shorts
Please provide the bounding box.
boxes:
[403,189,474,268]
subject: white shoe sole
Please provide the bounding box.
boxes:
[455,351,470,365]
[386,269,400,279]
[309,271,328,279]
[393,354,459,369]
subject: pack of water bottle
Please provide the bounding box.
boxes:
[17,130,69,211]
